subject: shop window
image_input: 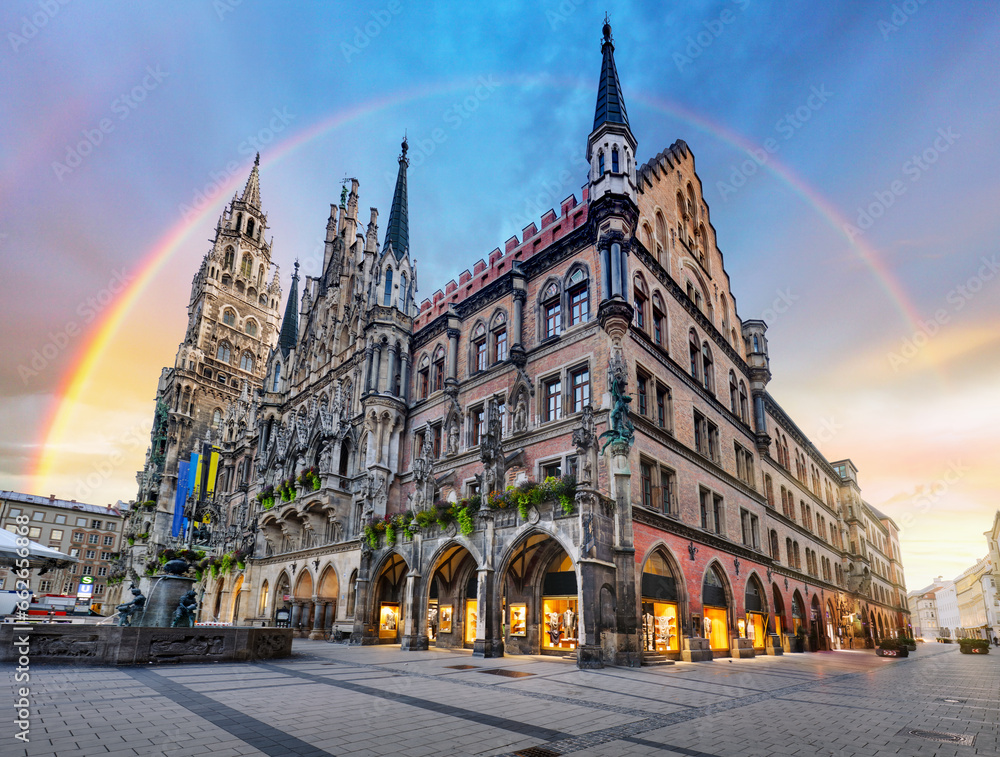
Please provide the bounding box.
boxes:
[641,553,679,653]
[542,552,578,652]
[701,566,729,651]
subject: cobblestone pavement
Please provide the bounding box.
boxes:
[3,641,998,756]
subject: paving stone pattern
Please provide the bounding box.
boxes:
[2,640,998,756]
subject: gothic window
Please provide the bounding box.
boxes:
[729,371,739,414]
[651,293,666,348]
[245,319,258,336]
[570,366,590,413]
[542,282,561,338]
[471,322,487,373]
[432,346,445,392]
[383,267,393,306]
[224,246,235,271]
[399,272,407,310]
[640,460,653,508]
[598,151,605,175]
[257,264,265,287]
[493,325,507,363]
[470,405,485,446]
[418,356,430,399]
[633,275,648,330]
[764,475,774,507]
[235,213,243,233]
[216,342,232,363]
[271,362,281,391]
[567,268,589,325]
[203,367,212,379]
[688,329,700,381]
[223,309,236,327]
[212,409,222,427]
[240,352,253,371]
[636,369,649,416]
[739,381,748,423]
[221,274,232,287]
[247,218,255,238]
[656,384,672,430]
[701,342,714,393]
[770,530,780,561]
[611,147,619,172]
[241,255,252,278]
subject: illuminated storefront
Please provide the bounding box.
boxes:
[702,565,730,653]
[379,602,399,640]
[465,599,478,645]
[542,552,578,652]
[640,552,680,654]
[744,576,767,651]
[791,592,805,635]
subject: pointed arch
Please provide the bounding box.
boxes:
[383,266,394,306]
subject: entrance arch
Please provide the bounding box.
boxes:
[640,549,682,655]
[744,574,767,651]
[212,578,225,621]
[825,599,837,649]
[372,552,408,643]
[809,595,822,650]
[791,590,805,635]
[498,531,577,656]
[772,584,786,637]
[293,569,315,634]
[701,563,731,653]
[273,572,291,622]
[229,575,244,625]
[426,542,479,649]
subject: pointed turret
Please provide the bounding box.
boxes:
[382,138,409,260]
[278,261,299,357]
[241,153,262,209]
[593,19,629,131]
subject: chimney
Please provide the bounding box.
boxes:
[49,494,55,501]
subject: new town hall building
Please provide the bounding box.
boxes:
[124,22,909,665]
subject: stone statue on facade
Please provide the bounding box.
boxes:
[572,403,598,485]
[599,352,635,454]
[170,590,198,628]
[479,399,504,495]
[512,392,528,434]
[318,443,334,475]
[116,586,147,627]
[447,422,459,456]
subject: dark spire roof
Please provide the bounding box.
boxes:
[241,153,262,208]
[278,260,299,357]
[382,137,409,260]
[593,18,629,131]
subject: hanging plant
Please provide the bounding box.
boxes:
[456,506,474,536]
[220,553,233,575]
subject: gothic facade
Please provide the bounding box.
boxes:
[129,22,909,664]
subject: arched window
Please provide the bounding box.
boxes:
[216,342,231,362]
[567,268,589,326]
[247,218,255,238]
[688,329,700,381]
[223,309,236,327]
[417,355,430,398]
[259,294,268,306]
[259,580,270,615]
[245,319,258,336]
[491,311,507,363]
[383,267,393,306]
[633,276,648,330]
[432,346,445,392]
[212,409,222,427]
[399,272,407,310]
[770,530,780,560]
[257,264,265,287]
[542,282,561,338]
[240,352,253,371]
[764,475,774,507]
[471,322,487,373]
[701,342,714,393]
[235,213,243,233]
[739,381,748,423]
[271,362,281,392]
[241,254,252,278]
[729,371,739,414]
[651,293,666,348]
[598,151,605,175]
[611,147,619,172]
[224,246,235,271]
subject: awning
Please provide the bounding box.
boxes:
[0,528,78,570]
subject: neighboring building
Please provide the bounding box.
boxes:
[127,21,909,662]
[932,577,960,639]
[0,491,126,613]
[986,511,1000,640]
[955,556,992,639]
[906,586,939,639]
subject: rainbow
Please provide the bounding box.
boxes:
[30,74,924,494]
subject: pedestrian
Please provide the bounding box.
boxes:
[993,636,999,647]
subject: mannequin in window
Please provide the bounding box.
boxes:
[562,607,576,640]
[548,612,562,645]
[703,615,712,639]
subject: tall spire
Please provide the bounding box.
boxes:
[593,17,629,130]
[241,152,262,209]
[278,260,299,357]
[381,137,409,260]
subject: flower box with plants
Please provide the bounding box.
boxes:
[876,638,908,657]
[256,485,276,510]
[298,466,322,491]
[896,636,917,652]
[958,639,990,655]
[278,478,297,502]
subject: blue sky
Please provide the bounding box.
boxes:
[1,1,998,591]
